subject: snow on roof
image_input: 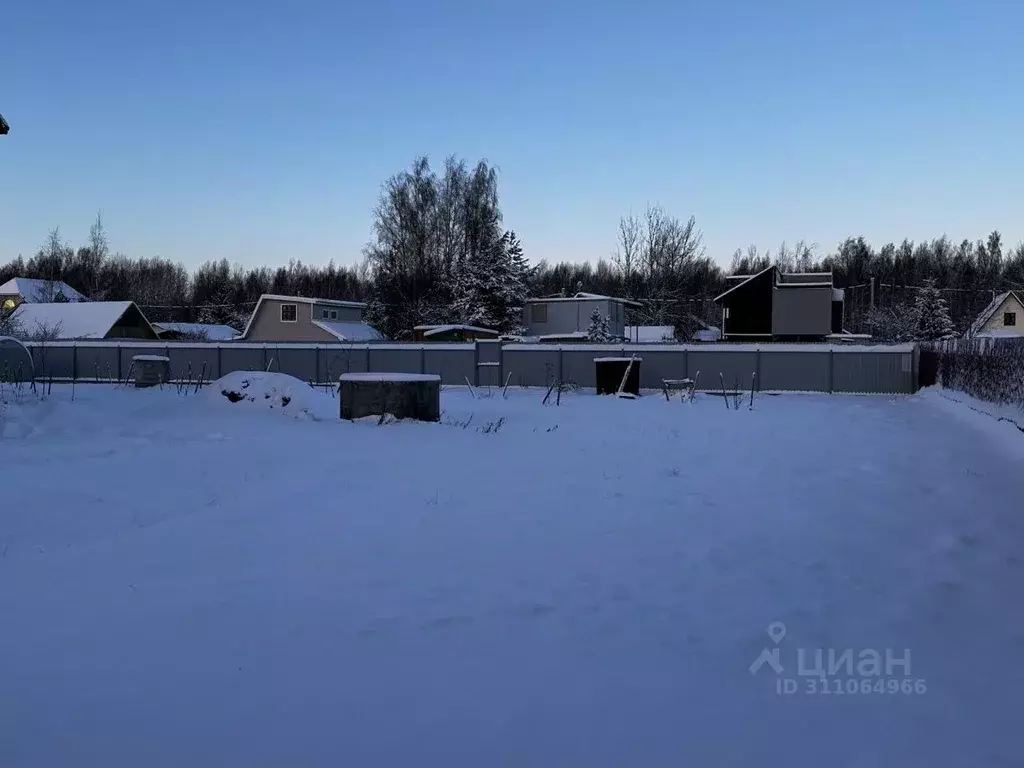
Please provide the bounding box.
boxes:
[153,322,238,340]
[9,301,149,339]
[537,332,589,341]
[0,278,87,303]
[968,292,1022,337]
[312,320,384,342]
[625,325,676,342]
[526,292,642,307]
[259,294,366,308]
[414,324,499,337]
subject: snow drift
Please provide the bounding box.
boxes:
[209,371,334,420]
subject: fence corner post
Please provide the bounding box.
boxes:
[827,346,835,394]
[420,345,426,375]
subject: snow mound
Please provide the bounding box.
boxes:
[208,371,335,420]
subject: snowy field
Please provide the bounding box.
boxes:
[2,377,1024,767]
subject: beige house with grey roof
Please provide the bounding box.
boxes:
[240,295,384,342]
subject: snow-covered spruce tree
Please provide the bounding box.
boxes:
[911,278,957,341]
[451,230,532,334]
[587,307,611,342]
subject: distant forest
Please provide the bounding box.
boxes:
[3,155,1022,340]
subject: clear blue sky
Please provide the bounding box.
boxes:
[3,0,1022,270]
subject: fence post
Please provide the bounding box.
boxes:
[117,343,122,381]
[755,347,762,391]
[473,341,480,387]
[420,345,426,374]
[216,344,222,380]
[557,346,564,385]
[827,347,835,394]
[262,344,268,371]
[683,346,688,379]
[72,344,78,382]
[315,345,321,384]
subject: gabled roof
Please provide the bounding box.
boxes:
[259,294,366,308]
[714,266,778,303]
[153,322,239,341]
[968,291,1022,337]
[10,301,155,339]
[0,277,88,303]
[312,320,384,342]
[240,294,367,339]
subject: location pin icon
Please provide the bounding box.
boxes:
[767,622,786,644]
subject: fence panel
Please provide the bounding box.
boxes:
[32,345,74,379]
[167,345,221,383]
[425,346,475,385]
[759,350,830,391]
[832,350,911,394]
[686,349,759,391]
[319,345,368,382]
[623,346,688,389]
[219,346,265,376]
[502,346,560,388]
[73,345,121,381]
[368,346,423,376]
[561,346,623,388]
[265,346,316,382]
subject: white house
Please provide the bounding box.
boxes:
[967,291,1024,338]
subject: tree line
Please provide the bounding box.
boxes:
[2,155,1023,340]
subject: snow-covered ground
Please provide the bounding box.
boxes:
[2,380,1023,767]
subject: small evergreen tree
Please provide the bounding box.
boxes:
[910,278,957,340]
[587,307,611,342]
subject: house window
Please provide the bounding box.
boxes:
[321,308,330,319]
[280,304,298,322]
[1004,311,1017,327]
[330,310,338,320]
[533,303,548,323]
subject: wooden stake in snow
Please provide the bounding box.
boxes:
[720,372,729,409]
[502,371,513,399]
[616,355,637,399]
[689,371,700,403]
[464,376,477,399]
[749,372,757,410]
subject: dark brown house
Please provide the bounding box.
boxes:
[714,268,844,341]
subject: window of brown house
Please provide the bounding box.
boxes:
[533,303,547,323]
[280,304,298,322]
[1005,311,1017,327]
